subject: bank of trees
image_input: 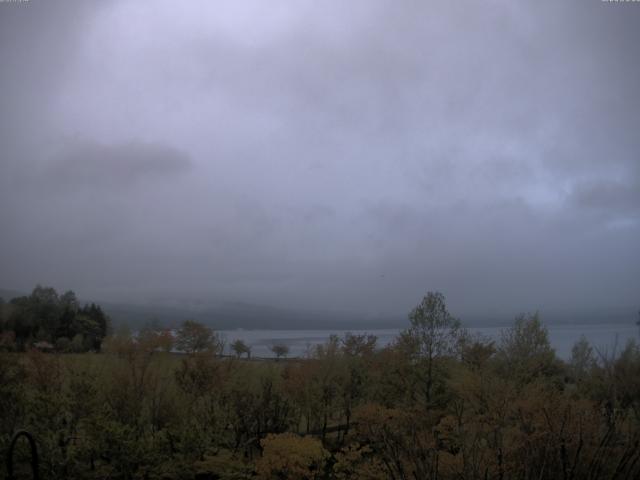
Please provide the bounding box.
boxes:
[1,291,639,479]
[0,285,110,352]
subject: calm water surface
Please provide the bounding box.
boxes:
[219,324,639,359]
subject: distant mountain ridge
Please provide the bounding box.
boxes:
[0,287,401,329]
[100,299,403,330]
[1,287,636,331]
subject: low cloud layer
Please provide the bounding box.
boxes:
[1,0,638,320]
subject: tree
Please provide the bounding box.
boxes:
[1,286,110,351]
[157,329,174,353]
[79,303,110,342]
[72,314,102,351]
[70,333,85,353]
[497,312,558,383]
[175,320,221,354]
[341,332,377,357]
[399,291,463,404]
[256,433,329,479]
[271,343,290,360]
[570,335,595,382]
[459,332,496,371]
[30,284,59,306]
[230,339,251,358]
[175,349,221,398]
[101,325,134,356]
[59,290,79,311]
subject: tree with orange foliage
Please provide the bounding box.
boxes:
[256,433,328,479]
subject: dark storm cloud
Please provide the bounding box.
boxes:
[0,0,638,319]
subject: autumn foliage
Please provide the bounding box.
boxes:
[1,292,639,479]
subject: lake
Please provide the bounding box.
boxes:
[218,323,639,359]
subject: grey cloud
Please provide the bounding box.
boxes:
[45,140,192,190]
[300,205,336,224]
[0,0,638,320]
[570,178,640,216]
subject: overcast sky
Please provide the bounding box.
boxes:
[1,0,638,319]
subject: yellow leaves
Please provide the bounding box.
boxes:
[256,433,329,480]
